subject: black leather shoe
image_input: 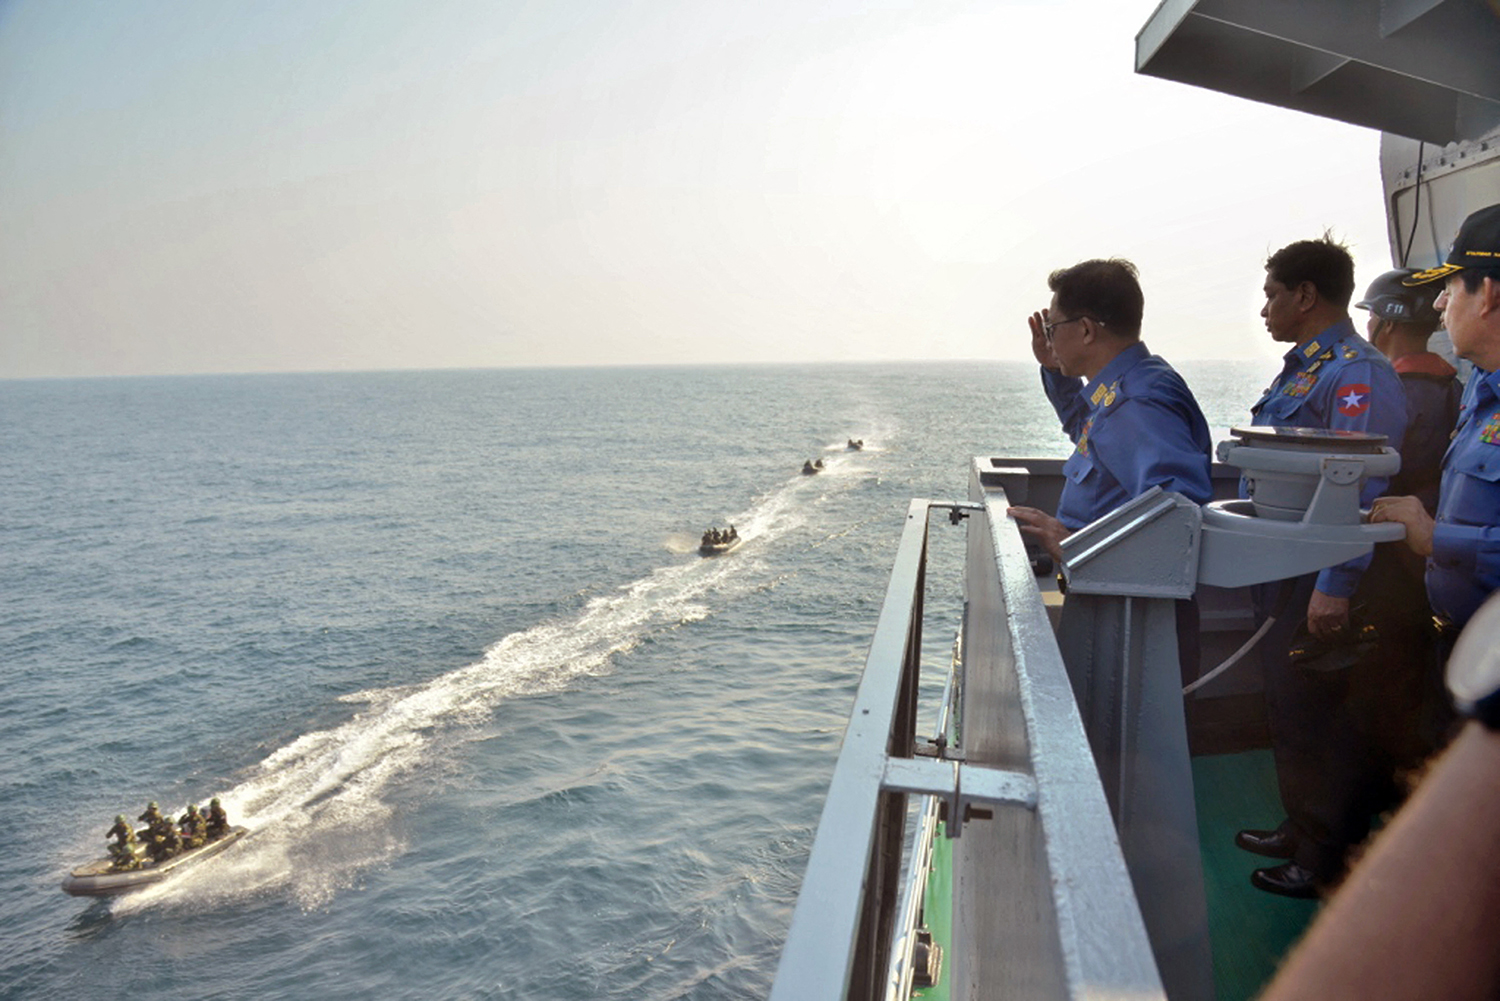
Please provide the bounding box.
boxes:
[1235,827,1297,859]
[1250,861,1321,899]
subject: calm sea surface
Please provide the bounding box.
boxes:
[0,361,1262,1000]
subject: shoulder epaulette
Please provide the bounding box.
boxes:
[1305,348,1335,375]
[1089,380,1123,407]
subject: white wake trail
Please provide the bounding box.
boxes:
[115,470,845,910]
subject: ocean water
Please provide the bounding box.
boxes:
[0,361,1263,1000]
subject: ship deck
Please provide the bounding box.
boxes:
[912,751,1317,1001]
[771,457,1323,999]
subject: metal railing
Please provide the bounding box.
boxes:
[884,659,953,1001]
[769,499,1036,1001]
[772,471,1168,1000]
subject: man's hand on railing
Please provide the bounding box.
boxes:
[1007,505,1071,564]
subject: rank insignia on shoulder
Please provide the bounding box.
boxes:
[1342,346,1359,360]
[1302,340,1321,358]
[1283,371,1317,398]
[1090,384,1108,406]
[1482,413,1500,445]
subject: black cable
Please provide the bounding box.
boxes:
[1400,141,1426,267]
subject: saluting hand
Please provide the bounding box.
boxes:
[1029,311,1060,371]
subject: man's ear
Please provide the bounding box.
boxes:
[1296,281,1319,313]
[1482,276,1500,317]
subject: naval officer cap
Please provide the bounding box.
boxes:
[1403,202,1500,286]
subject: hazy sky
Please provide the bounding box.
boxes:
[1,0,1396,379]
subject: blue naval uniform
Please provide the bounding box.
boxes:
[1249,320,1410,883]
[1041,341,1213,528]
[1428,367,1500,629]
[1249,320,1408,597]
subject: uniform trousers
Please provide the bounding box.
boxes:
[1254,543,1438,881]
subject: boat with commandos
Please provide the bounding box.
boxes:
[699,525,742,556]
[61,826,249,897]
[699,536,743,556]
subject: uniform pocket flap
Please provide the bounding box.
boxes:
[1447,446,1500,483]
[1063,451,1095,484]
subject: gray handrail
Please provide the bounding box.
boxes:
[769,498,936,1001]
[772,469,1169,1000]
[770,500,1035,1000]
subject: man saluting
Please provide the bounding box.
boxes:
[1008,258,1213,557]
[1007,258,1214,675]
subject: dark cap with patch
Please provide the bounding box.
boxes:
[1403,202,1500,285]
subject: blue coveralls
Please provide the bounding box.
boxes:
[1427,367,1500,631]
[1041,341,1213,684]
[1042,341,1213,526]
[1248,320,1410,880]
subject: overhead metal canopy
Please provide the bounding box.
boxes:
[1136,0,1500,145]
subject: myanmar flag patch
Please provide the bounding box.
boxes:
[1336,383,1372,417]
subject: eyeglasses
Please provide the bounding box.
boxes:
[1042,315,1098,342]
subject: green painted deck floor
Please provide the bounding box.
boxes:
[913,750,1320,1000]
[1194,749,1320,1000]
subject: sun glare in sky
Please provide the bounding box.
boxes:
[0,0,1392,379]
